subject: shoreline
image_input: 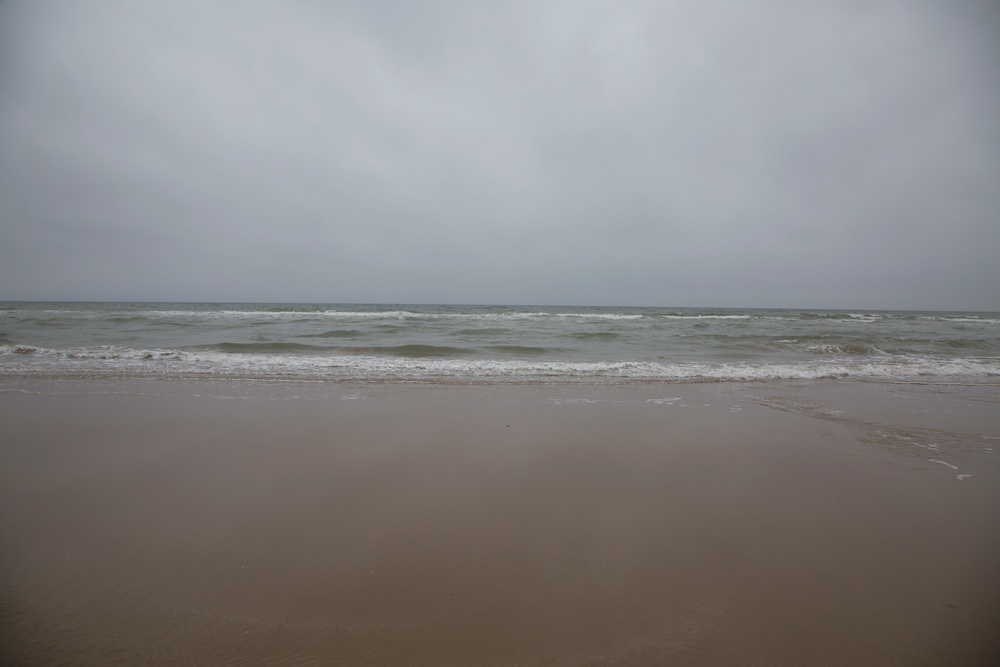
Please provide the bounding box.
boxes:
[2,378,999,665]
[3,372,1000,382]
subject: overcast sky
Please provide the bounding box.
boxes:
[1,1,998,309]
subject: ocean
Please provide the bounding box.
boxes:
[1,302,998,384]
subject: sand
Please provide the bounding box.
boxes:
[1,379,999,665]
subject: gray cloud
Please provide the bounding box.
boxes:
[1,0,998,308]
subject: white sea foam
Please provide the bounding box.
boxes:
[3,344,999,382]
[929,459,959,471]
[158,309,422,319]
[554,313,643,320]
[661,314,752,320]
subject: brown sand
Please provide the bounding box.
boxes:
[1,379,999,665]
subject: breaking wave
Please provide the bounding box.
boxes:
[2,343,997,383]
[4,303,998,385]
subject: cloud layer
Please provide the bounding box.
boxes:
[2,0,998,308]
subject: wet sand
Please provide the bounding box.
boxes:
[1,379,999,665]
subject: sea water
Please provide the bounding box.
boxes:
[1,302,998,383]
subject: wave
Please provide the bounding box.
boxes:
[931,317,1000,324]
[796,312,881,321]
[306,329,364,338]
[210,342,333,353]
[661,314,753,320]
[566,332,622,341]
[338,344,477,358]
[452,327,515,337]
[805,343,887,356]
[553,313,643,320]
[3,344,998,382]
[1,344,183,360]
[487,345,566,356]
[3,309,423,321]
[38,309,648,322]
[941,337,1000,350]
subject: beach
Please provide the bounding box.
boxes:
[4,0,1000,658]
[1,378,998,665]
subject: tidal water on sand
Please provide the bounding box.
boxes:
[1,302,998,383]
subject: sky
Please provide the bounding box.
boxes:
[1,0,998,309]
